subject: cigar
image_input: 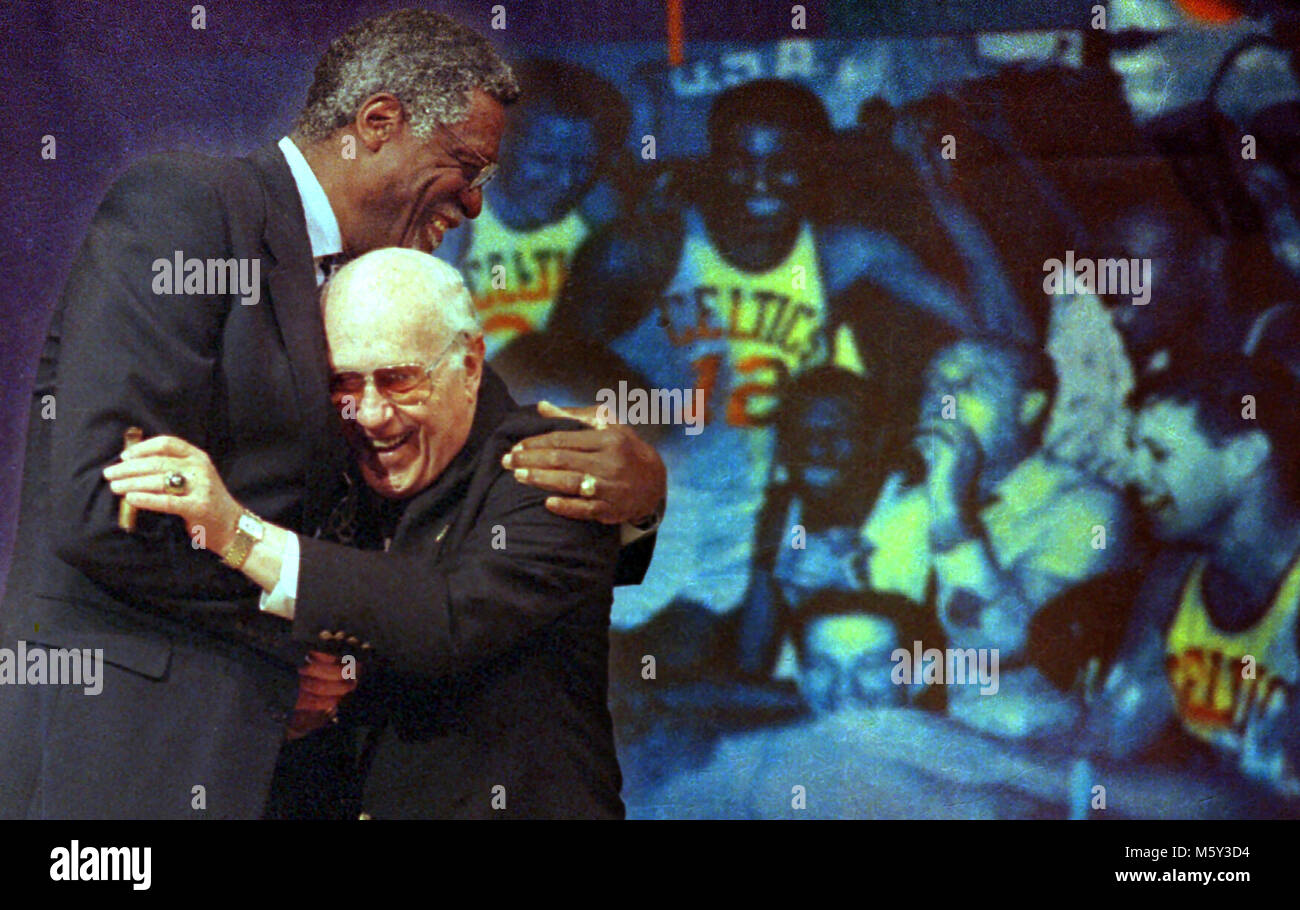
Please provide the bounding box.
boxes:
[117,426,144,531]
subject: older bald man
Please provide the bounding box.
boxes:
[108,249,625,818]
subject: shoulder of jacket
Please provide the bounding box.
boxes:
[113,150,262,199]
[490,408,587,449]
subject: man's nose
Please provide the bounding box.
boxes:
[459,185,484,220]
[354,380,394,429]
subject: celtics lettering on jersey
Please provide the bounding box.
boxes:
[620,210,830,429]
[460,200,589,356]
[1165,555,1300,788]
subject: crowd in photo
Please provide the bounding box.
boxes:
[458,17,1300,817]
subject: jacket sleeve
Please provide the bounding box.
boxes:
[614,527,657,586]
[292,461,621,678]
[49,157,260,608]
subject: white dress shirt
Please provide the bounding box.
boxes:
[276,135,343,284]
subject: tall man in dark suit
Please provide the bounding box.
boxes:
[0,8,663,819]
[110,249,627,817]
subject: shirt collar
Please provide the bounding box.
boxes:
[277,135,343,261]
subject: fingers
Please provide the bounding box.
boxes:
[509,427,613,454]
[121,491,187,516]
[102,440,241,541]
[537,400,611,430]
[521,468,586,495]
[508,465,627,503]
[103,455,188,481]
[299,652,358,696]
[299,662,356,685]
[294,659,355,713]
[121,435,196,459]
[501,448,607,475]
[297,676,356,698]
[107,473,175,495]
[299,659,354,680]
[543,495,620,523]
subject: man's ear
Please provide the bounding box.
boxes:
[1225,429,1270,484]
[462,334,486,401]
[1018,389,1049,427]
[354,93,406,153]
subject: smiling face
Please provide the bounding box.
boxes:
[323,250,483,500]
[348,89,506,256]
[715,120,806,241]
[1130,399,1240,542]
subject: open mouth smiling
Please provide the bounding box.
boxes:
[365,429,415,455]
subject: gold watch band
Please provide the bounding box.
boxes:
[221,512,262,570]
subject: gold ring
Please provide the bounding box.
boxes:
[165,472,189,496]
[579,474,598,499]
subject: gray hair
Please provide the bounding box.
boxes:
[293,9,519,143]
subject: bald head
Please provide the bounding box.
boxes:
[322,248,485,500]
[323,247,480,354]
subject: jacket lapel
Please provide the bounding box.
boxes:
[246,141,349,535]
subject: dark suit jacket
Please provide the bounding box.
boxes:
[293,369,625,819]
[0,141,353,819]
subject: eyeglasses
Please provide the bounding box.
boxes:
[329,338,460,411]
[435,121,498,191]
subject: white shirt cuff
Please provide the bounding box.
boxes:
[258,532,300,620]
[619,504,664,545]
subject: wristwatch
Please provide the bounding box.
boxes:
[221,510,265,570]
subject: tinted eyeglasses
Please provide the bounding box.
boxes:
[329,339,459,411]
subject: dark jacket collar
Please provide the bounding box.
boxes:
[244,140,352,535]
[246,141,315,271]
